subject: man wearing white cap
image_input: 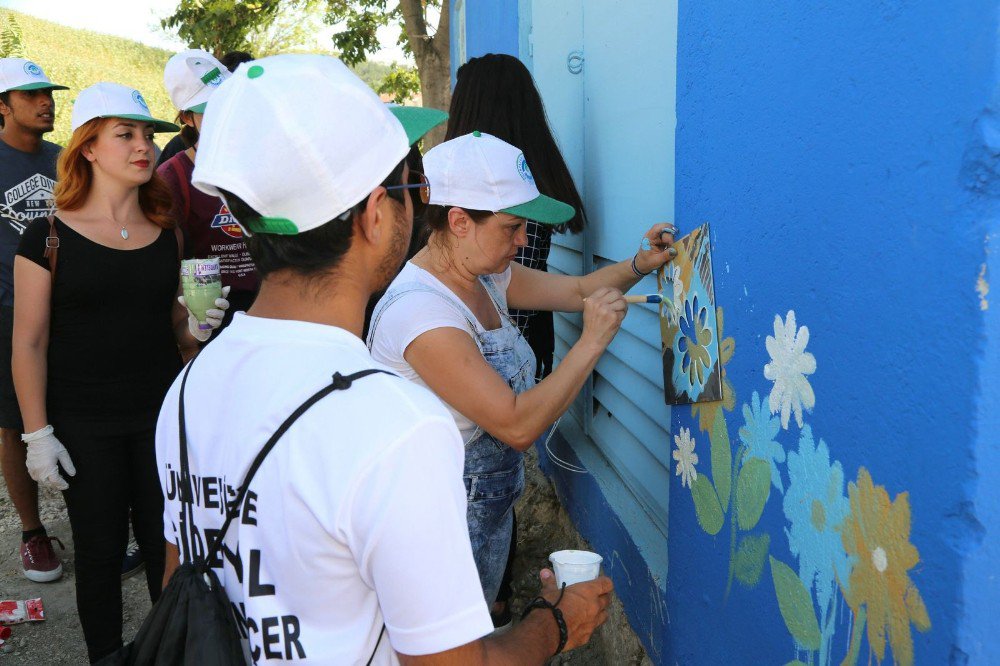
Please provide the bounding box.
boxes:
[155,54,611,664]
[159,49,257,338]
[0,57,68,584]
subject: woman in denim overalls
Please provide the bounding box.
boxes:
[368,132,677,609]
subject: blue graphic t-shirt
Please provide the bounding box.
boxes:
[0,138,60,308]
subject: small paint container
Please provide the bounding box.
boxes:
[549,549,603,587]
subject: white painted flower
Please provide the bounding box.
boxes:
[763,310,817,429]
[670,264,684,321]
[672,427,699,488]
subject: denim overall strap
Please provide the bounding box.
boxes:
[368,273,538,606]
[461,275,538,607]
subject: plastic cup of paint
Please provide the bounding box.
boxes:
[180,257,223,330]
[549,550,603,587]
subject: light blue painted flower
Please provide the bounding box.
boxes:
[739,391,785,493]
[783,425,853,632]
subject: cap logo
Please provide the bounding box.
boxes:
[516,153,534,183]
[201,67,223,86]
[23,62,42,77]
[131,90,150,112]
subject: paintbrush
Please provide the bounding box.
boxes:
[625,294,665,305]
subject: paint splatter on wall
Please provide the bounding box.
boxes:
[977,263,989,310]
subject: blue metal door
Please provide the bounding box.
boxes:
[524,0,678,534]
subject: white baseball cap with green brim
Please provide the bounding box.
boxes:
[71,82,179,133]
[0,58,69,94]
[164,49,230,113]
[192,53,448,236]
[423,131,575,225]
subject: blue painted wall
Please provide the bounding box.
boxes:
[670,2,998,664]
[449,0,519,83]
[454,1,999,664]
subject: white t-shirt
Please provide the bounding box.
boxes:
[155,313,492,664]
[368,262,513,443]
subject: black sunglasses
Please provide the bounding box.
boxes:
[385,171,430,205]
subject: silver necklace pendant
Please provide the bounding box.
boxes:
[120,227,129,240]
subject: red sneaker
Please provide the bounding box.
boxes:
[21,535,64,583]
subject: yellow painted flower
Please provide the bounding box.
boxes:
[691,307,735,432]
[841,468,931,666]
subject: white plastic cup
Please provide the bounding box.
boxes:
[549,549,603,587]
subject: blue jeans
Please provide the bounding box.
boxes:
[464,433,525,606]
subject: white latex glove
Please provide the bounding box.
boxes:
[179,285,231,342]
[22,425,76,491]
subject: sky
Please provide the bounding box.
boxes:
[0,0,410,63]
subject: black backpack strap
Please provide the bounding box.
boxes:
[198,369,395,565]
[176,358,202,561]
[366,625,386,666]
[179,365,394,662]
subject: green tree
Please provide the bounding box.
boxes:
[326,0,450,145]
[351,59,392,89]
[377,63,420,103]
[161,0,284,59]
[247,0,329,56]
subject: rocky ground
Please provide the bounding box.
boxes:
[0,449,648,664]
[0,484,150,664]
[509,449,651,666]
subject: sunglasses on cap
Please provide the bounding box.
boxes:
[385,171,430,205]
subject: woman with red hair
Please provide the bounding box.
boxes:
[11,83,228,662]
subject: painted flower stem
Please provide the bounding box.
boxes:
[840,607,866,666]
[724,501,738,601]
[724,444,749,602]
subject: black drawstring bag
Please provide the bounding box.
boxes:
[98,363,393,665]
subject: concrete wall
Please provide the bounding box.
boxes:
[669,2,999,664]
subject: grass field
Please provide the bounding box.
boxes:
[1,9,403,148]
[2,9,176,147]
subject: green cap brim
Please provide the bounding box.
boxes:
[7,82,69,92]
[501,194,575,225]
[247,217,299,235]
[185,102,207,114]
[389,106,448,146]
[100,114,180,133]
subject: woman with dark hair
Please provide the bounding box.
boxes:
[368,132,675,617]
[447,53,586,380]
[445,53,590,628]
[11,83,228,662]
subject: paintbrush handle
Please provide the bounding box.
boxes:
[625,294,663,304]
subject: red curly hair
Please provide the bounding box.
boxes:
[54,117,174,229]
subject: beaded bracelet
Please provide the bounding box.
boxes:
[521,583,569,656]
[631,253,651,278]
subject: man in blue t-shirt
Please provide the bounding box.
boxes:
[0,58,67,584]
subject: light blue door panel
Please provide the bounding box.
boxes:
[581,0,677,264]
[592,374,669,469]
[527,0,677,551]
[589,407,670,533]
